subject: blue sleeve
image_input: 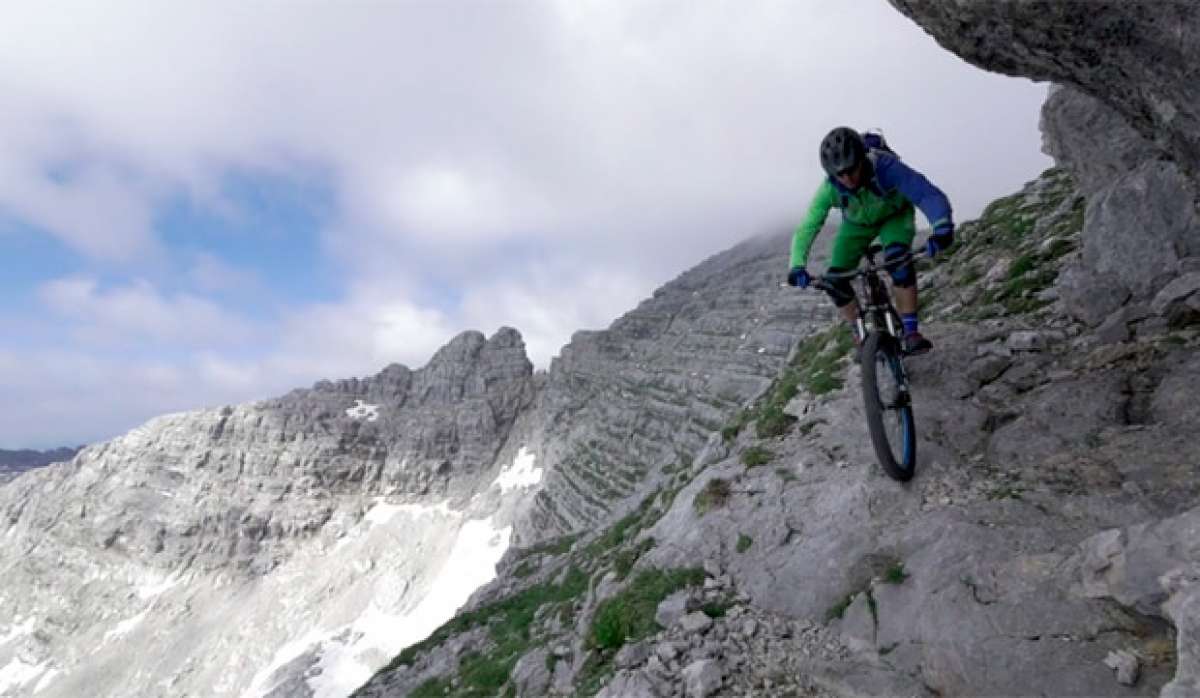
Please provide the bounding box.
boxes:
[875,155,954,234]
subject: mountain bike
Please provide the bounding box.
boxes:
[811,244,922,481]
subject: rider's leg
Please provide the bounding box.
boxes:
[827,220,876,342]
[879,208,931,353]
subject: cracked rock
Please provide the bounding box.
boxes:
[1103,649,1140,686]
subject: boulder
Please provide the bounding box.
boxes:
[511,647,552,696]
[681,659,724,698]
[1151,273,1200,324]
[655,591,690,629]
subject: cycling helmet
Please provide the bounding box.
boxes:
[819,127,866,178]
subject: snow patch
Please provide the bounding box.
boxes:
[0,657,47,693]
[0,617,35,645]
[364,499,453,527]
[33,668,58,694]
[493,447,542,493]
[306,517,513,698]
[242,630,324,698]
[103,611,147,643]
[345,400,380,421]
[137,572,183,600]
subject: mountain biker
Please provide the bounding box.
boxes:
[786,127,954,355]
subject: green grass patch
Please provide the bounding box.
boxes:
[826,593,855,621]
[957,266,983,286]
[378,565,588,677]
[613,538,656,581]
[409,676,453,697]
[590,567,705,650]
[882,562,909,585]
[736,533,753,553]
[721,409,751,443]
[513,559,539,578]
[458,651,515,695]
[987,486,1023,500]
[585,493,657,556]
[1007,253,1037,280]
[520,532,580,558]
[1042,237,1076,260]
[702,600,731,618]
[693,478,731,516]
[774,467,797,483]
[741,446,774,468]
[755,404,796,438]
[791,324,854,398]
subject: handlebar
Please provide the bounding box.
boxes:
[812,248,928,286]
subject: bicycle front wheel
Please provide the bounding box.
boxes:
[861,331,917,481]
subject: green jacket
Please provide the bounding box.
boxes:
[790,153,954,268]
[789,179,908,267]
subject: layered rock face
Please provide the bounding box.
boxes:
[522,233,827,538]
[3,327,534,577]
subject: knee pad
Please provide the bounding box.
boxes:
[885,243,916,288]
[823,267,857,307]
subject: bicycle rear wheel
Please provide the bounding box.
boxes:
[860,331,916,481]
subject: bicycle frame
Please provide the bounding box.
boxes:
[817,245,916,343]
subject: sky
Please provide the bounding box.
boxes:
[0,1,1052,449]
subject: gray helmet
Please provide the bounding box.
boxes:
[819,127,866,178]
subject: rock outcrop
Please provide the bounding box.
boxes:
[888,1,1200,177]
[521,233,828,538]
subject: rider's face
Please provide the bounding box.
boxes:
[836,161,865,189]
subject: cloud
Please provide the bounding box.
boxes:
[0,2,1050,271]
[0,2,1056,447]
[38,276,258,348]
[187,252,264,296]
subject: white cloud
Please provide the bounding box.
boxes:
[38,276,258,348]
[0,2,1049,268]
[0,1,1057,447]
[187,253,263,296]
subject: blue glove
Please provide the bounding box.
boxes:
[787,266,810,289]
[925,228,955,258]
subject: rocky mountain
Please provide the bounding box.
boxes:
[348,4,1200,698]
[0,448,80,485]
[0,233,829,696]
[3,3,1199,697]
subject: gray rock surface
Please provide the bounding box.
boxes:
[681,658,723,698]
[0,328,545,697]
[512,647,552,696]
[889,1,1200,176]
[521,232,827,539]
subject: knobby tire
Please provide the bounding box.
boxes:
[860,331,917,481]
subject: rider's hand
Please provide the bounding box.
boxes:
[925,227,955,258]
[787,266,810,289]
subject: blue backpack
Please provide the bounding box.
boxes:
[862,129,896,157]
